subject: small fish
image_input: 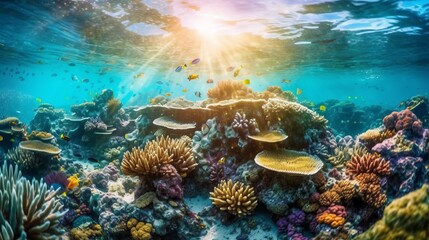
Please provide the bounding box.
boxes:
[0,135,3,142]
[233,66,242,77]
[226,66,235,72]
[16,111,21,114]
[182,88,188,93]
[51,73,58,77]
[68,63,76,66]
[242,79,250,85]
[71,75,78,81]
[133,73,144,79]
[282,79,291,83]
[201,123,209,135]
[188,74,199,81]
[36,97,42,103]
[73,152,82,158]
[87,157,99,163]
[165,92,171,97]
[59,56,69,61]
[175,66,182,72]
[149,98,157,104]
[218,157,226,165]
[206,79,214,84]
[60,134,70,141]
[319,105,327,112]
[82,79,90,83]
[296,88,302,95]
[191,58,200,65]
[195,91,202,98]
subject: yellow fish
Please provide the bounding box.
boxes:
[242,79,250,85]
[296,88,302,95]
[165,92,171,97]
[282,79,291,83]
[133,73,144,79]
[36,97,42,103]
[218,157,226,165]
[149,98,157,104]
[188,74,199,81]
[233,66,242,77]
[0,135,3,141]
[319,105,327,112]
[182,88,188,93]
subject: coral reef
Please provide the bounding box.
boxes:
[346,153,390,177]
[383,109,423,136]
[210,179,258,217]
[207,80,254,101]
[127,218,153,240]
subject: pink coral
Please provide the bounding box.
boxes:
[383,109,423,136]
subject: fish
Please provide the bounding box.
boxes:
[188,74,199,81]
[319,105,327,112]
[87,157,99,163]
[16,111,21,114]
[175,66,183,72]
[233,66,242,77]
[36,97,42,103]
[182,88,188,93]
[226,66,235,72]
[191,58,200,65]
[133,73,145,79]
[282,79,291,83]
[201,123,209,135]
[165,93,171,97]
[68,63,76,66]
[10,138,15,143]
[67,174,79,190]
[71,75,78,81]
[60,134,70,141]
[195,91,202,98]
[149,98,157,104]
[59,56,69,61]
[0,135,3,142]
[296,88,302,95]
[73,152,82,158]
[218,157,226,165]
[82,79,90,83]
[206,79,214,84]
[242,79,250,85]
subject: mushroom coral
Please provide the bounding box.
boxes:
[356,184,429,240]
[210,179,258,217]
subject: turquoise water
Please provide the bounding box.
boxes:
[1,0,429,124]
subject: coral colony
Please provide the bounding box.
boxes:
[0,81,429,240]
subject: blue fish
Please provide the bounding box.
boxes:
[175,66,182,72]
[191,58,200,64]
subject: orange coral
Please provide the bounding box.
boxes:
[331,180,356,201]
[319,191,341,206]
[207,80,254,101]
[317,213,345,228]
[356,173,387,208]
[346,153,390,178]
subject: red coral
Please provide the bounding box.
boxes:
[383,109,423,136]
[346,153,390,178]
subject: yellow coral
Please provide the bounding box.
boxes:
[319,191,341,206]
[71,224,102,240]
[210,179,258,217]
[317,213,345,228]
[127,218,153,240]
[67,174,80,190]
[331,180,357,201]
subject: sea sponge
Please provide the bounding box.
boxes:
[355,173,387,208]
[210,179,258,217]
[127,218,153,240]
[207,80,254,101]
[255,149,323,175]
[346,153,390,178]
[356,184,429,240]
[121,136,197,177]
[319,191,341,206]
[358,129,396,149]
[70,224,102,240]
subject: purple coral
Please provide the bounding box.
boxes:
[45,171,69,190]
[277,209,309,239]
[89,171,109,191]
[209,162,224,183]
[153,175,184,200]
[102,164,119,181]
[232,112,258,137]
[287,209,306,226]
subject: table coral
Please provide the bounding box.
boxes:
[356,184,429,240]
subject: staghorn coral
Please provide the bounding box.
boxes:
[356,184,429,240]
[121,136,197,177]
[207,80,254,101]
[346,153,390,177]
[210,179,257,217]
[0,162,65,240]
[358,129,396,149]
[355,173,387,208]
[127,218,153,240]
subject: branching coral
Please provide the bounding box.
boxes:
[210,179,258,217]
[356,184,429,240]
[0,162,65,240]
[346,153,390,177]
[355,173,387,208]
[207,80,254,101]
